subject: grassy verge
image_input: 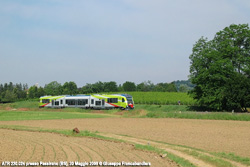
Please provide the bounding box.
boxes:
[0,110,115,121]
[0,125,121,142]
[212,152,250,166]
[144,110,250,121]
[150,138,250,166]
[135,144,196,167]
[181,149,233,167]
[10,100,39,109]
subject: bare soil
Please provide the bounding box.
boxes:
[0,129,177,167]
[1,118,250,158]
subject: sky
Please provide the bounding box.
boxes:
[0,0,250,87]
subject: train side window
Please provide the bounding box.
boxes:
[122,98,125,102]
[78,99,88,105]
[55,101,59,105]
[95,101,101,105]
[91,99,94,104]
[42,99,50,103]
[108,98,118,103]
[60,100,63,104]
[66,99,76,105]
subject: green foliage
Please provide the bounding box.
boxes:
[123,81,136,91]
[44,81,62,95]
[62,81,78,95]
[189,24,250,112]
[81,83,94,94]
[174,80,195,92]
[179,84,189,92]
[104,81,118,92]
[154,82,177,92]
[0,82,27,102]
[81,81,118,93]
[136,80,155,91]
[28,86,44,98]
[2,90,17,102]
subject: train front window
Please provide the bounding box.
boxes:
[127,97,133,104]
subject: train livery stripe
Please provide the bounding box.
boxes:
[106,102,120,108]
[41,103,50,107]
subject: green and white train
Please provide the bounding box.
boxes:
[39,94,134,110]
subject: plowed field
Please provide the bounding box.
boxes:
[1,118,250,158]
[1,118,250,167]
[0,129,176,167]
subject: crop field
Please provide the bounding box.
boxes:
[1,104,250,167]
[108,92,197,105]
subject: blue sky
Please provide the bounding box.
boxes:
[0,0,250,87]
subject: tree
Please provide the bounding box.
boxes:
[92,81,104,93]
[62,81,78,95]
[118,84,124,92]
[165,82,177,92]
[174,80,195,91]
[44,81,62,95]
[136,81,155,91]
[3,90,17,102]
[28,85,38,98]
[81,83,94,94]
[153,82,177,92]
[123,81,136,91]
[37,87,45,97]
[104,81,118,92]
[179,84,188,92]
[189,24,250,112]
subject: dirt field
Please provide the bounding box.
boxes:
[0,129,176,167]
[1,118,250,167]
[1,118,250,158]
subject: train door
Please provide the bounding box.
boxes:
[102,99,105,107]
[89,97,94,108]
[52,100,54,107]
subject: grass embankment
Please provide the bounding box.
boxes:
[127,105,250,121]
[0,110,114,121]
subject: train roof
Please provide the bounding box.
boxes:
[40,94,133,98]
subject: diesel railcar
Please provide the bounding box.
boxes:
[39,94,134,110]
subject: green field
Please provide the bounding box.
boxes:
[0,110,115,121]
[109,92,197,105]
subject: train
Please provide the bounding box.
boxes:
[39,94,134,110]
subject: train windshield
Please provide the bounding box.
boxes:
[127,97,133,104]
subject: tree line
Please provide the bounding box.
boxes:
[0,80,182,103]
